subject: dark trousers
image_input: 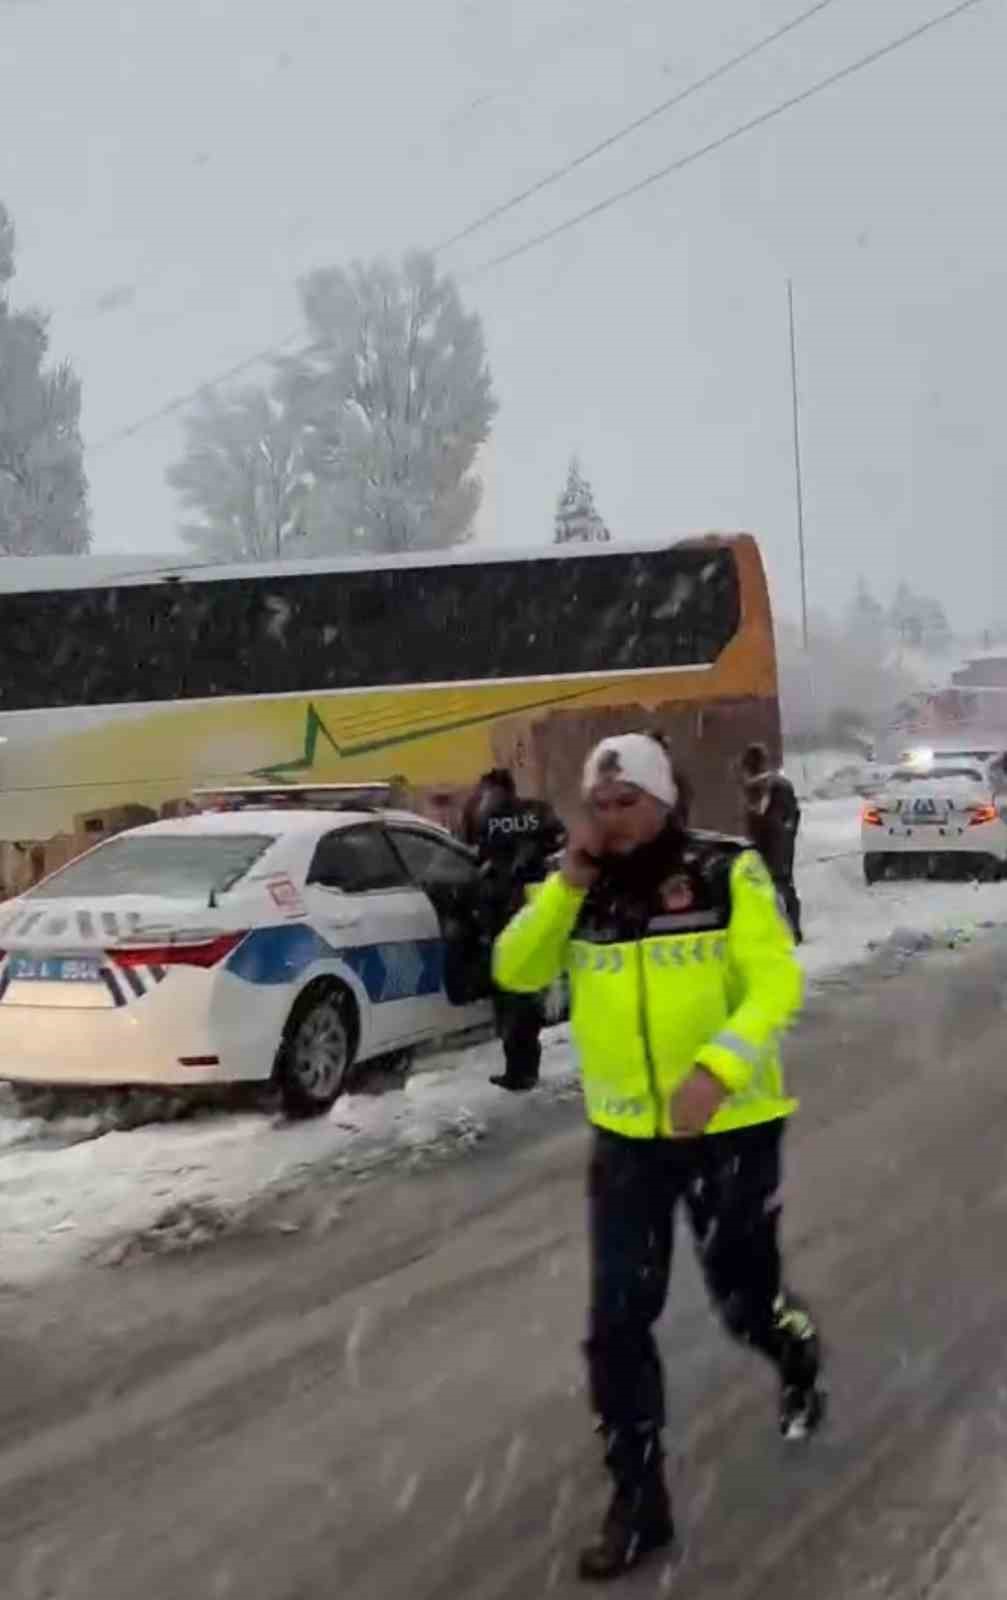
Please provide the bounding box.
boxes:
[586,1120,812,1431]
[774,875,803,943]
[492,988,543,1083]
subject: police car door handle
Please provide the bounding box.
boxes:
[322,910,361,929]
[308,887,361,929]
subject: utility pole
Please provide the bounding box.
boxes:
[787,278,809,651]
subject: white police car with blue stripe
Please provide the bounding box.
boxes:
[0,788,493,1115]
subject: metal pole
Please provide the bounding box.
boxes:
[787,277,809,650]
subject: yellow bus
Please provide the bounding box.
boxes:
[0,535,779,888]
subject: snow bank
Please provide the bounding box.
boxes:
[0,796,1003,1287]
[0,1031,579,1284]
[785,749,888,802]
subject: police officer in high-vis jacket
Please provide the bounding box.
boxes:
[494,733,824,1582]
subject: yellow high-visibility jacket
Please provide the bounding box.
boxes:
[493,832,802,1139]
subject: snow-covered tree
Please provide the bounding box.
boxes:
[889,582,952,656]
[553,457,611,545]
[0,207,13,287]
[916,595,953,657]
[890,582,919,647]
[167,385,309,562]
[280,251,496,555]
[777,612,917,747]
[844,576,888,654]
[0,201,91,556]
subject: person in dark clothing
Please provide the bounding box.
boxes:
[495,733,823,1581]
[467,768,565,1090]
[740,742,803,943]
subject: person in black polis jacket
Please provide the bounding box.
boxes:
[464,768,565,1090]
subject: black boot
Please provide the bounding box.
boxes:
[489,1049,539,1093]
[773,1294,826,1440]
[578,1427,674,1582]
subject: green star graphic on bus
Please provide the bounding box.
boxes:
[250,688,602,782]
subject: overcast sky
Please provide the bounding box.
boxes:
[1,0,1003,628]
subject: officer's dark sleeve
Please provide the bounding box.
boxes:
[778,778,800,830]
[540,803,567,856]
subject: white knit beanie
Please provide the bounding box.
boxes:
[582,733,677,807]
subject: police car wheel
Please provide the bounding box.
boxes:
[863,853,884,886]
[278,986,355,1118]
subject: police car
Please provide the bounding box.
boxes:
[861,753,1006,884]
[0,786,493,1115]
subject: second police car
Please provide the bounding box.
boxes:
[0,787,493,1115]
[861,751,1007,884]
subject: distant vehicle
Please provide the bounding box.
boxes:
[861,760,1005,885]
[0,787,493,1116]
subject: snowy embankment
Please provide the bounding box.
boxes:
[0,796,1003,1287]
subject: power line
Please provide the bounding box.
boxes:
[85,2,850,454]
[88,0,987,454]
[72,10,611,334]
[434,0,847,254]
[99,0,850,432]
[88,331,302,455]
[466,0,987,278]
[88,8,651,455]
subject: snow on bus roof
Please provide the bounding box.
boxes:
[0,554,184,594]
[0,534,748,596]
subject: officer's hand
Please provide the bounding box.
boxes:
[670,1068,728,1135]
[561,819,605,890]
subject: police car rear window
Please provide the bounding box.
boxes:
[27,834,275,900]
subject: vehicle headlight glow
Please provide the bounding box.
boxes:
[905,746,935,769]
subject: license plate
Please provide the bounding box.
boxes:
[6,954,103,983]
[910,798,941,821]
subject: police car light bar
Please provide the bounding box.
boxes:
[191,783,396,813]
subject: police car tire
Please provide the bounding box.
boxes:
[277,983,357,1119]
[863,853,884,886]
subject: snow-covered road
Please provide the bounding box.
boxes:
[5,920,1007,1599]
[0,795,1003,1286]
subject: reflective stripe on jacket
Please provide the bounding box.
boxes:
[492,844,802,1139]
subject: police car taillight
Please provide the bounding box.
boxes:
[862,805,883,827]
[109,932,247,969]
[967,804,998,828]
